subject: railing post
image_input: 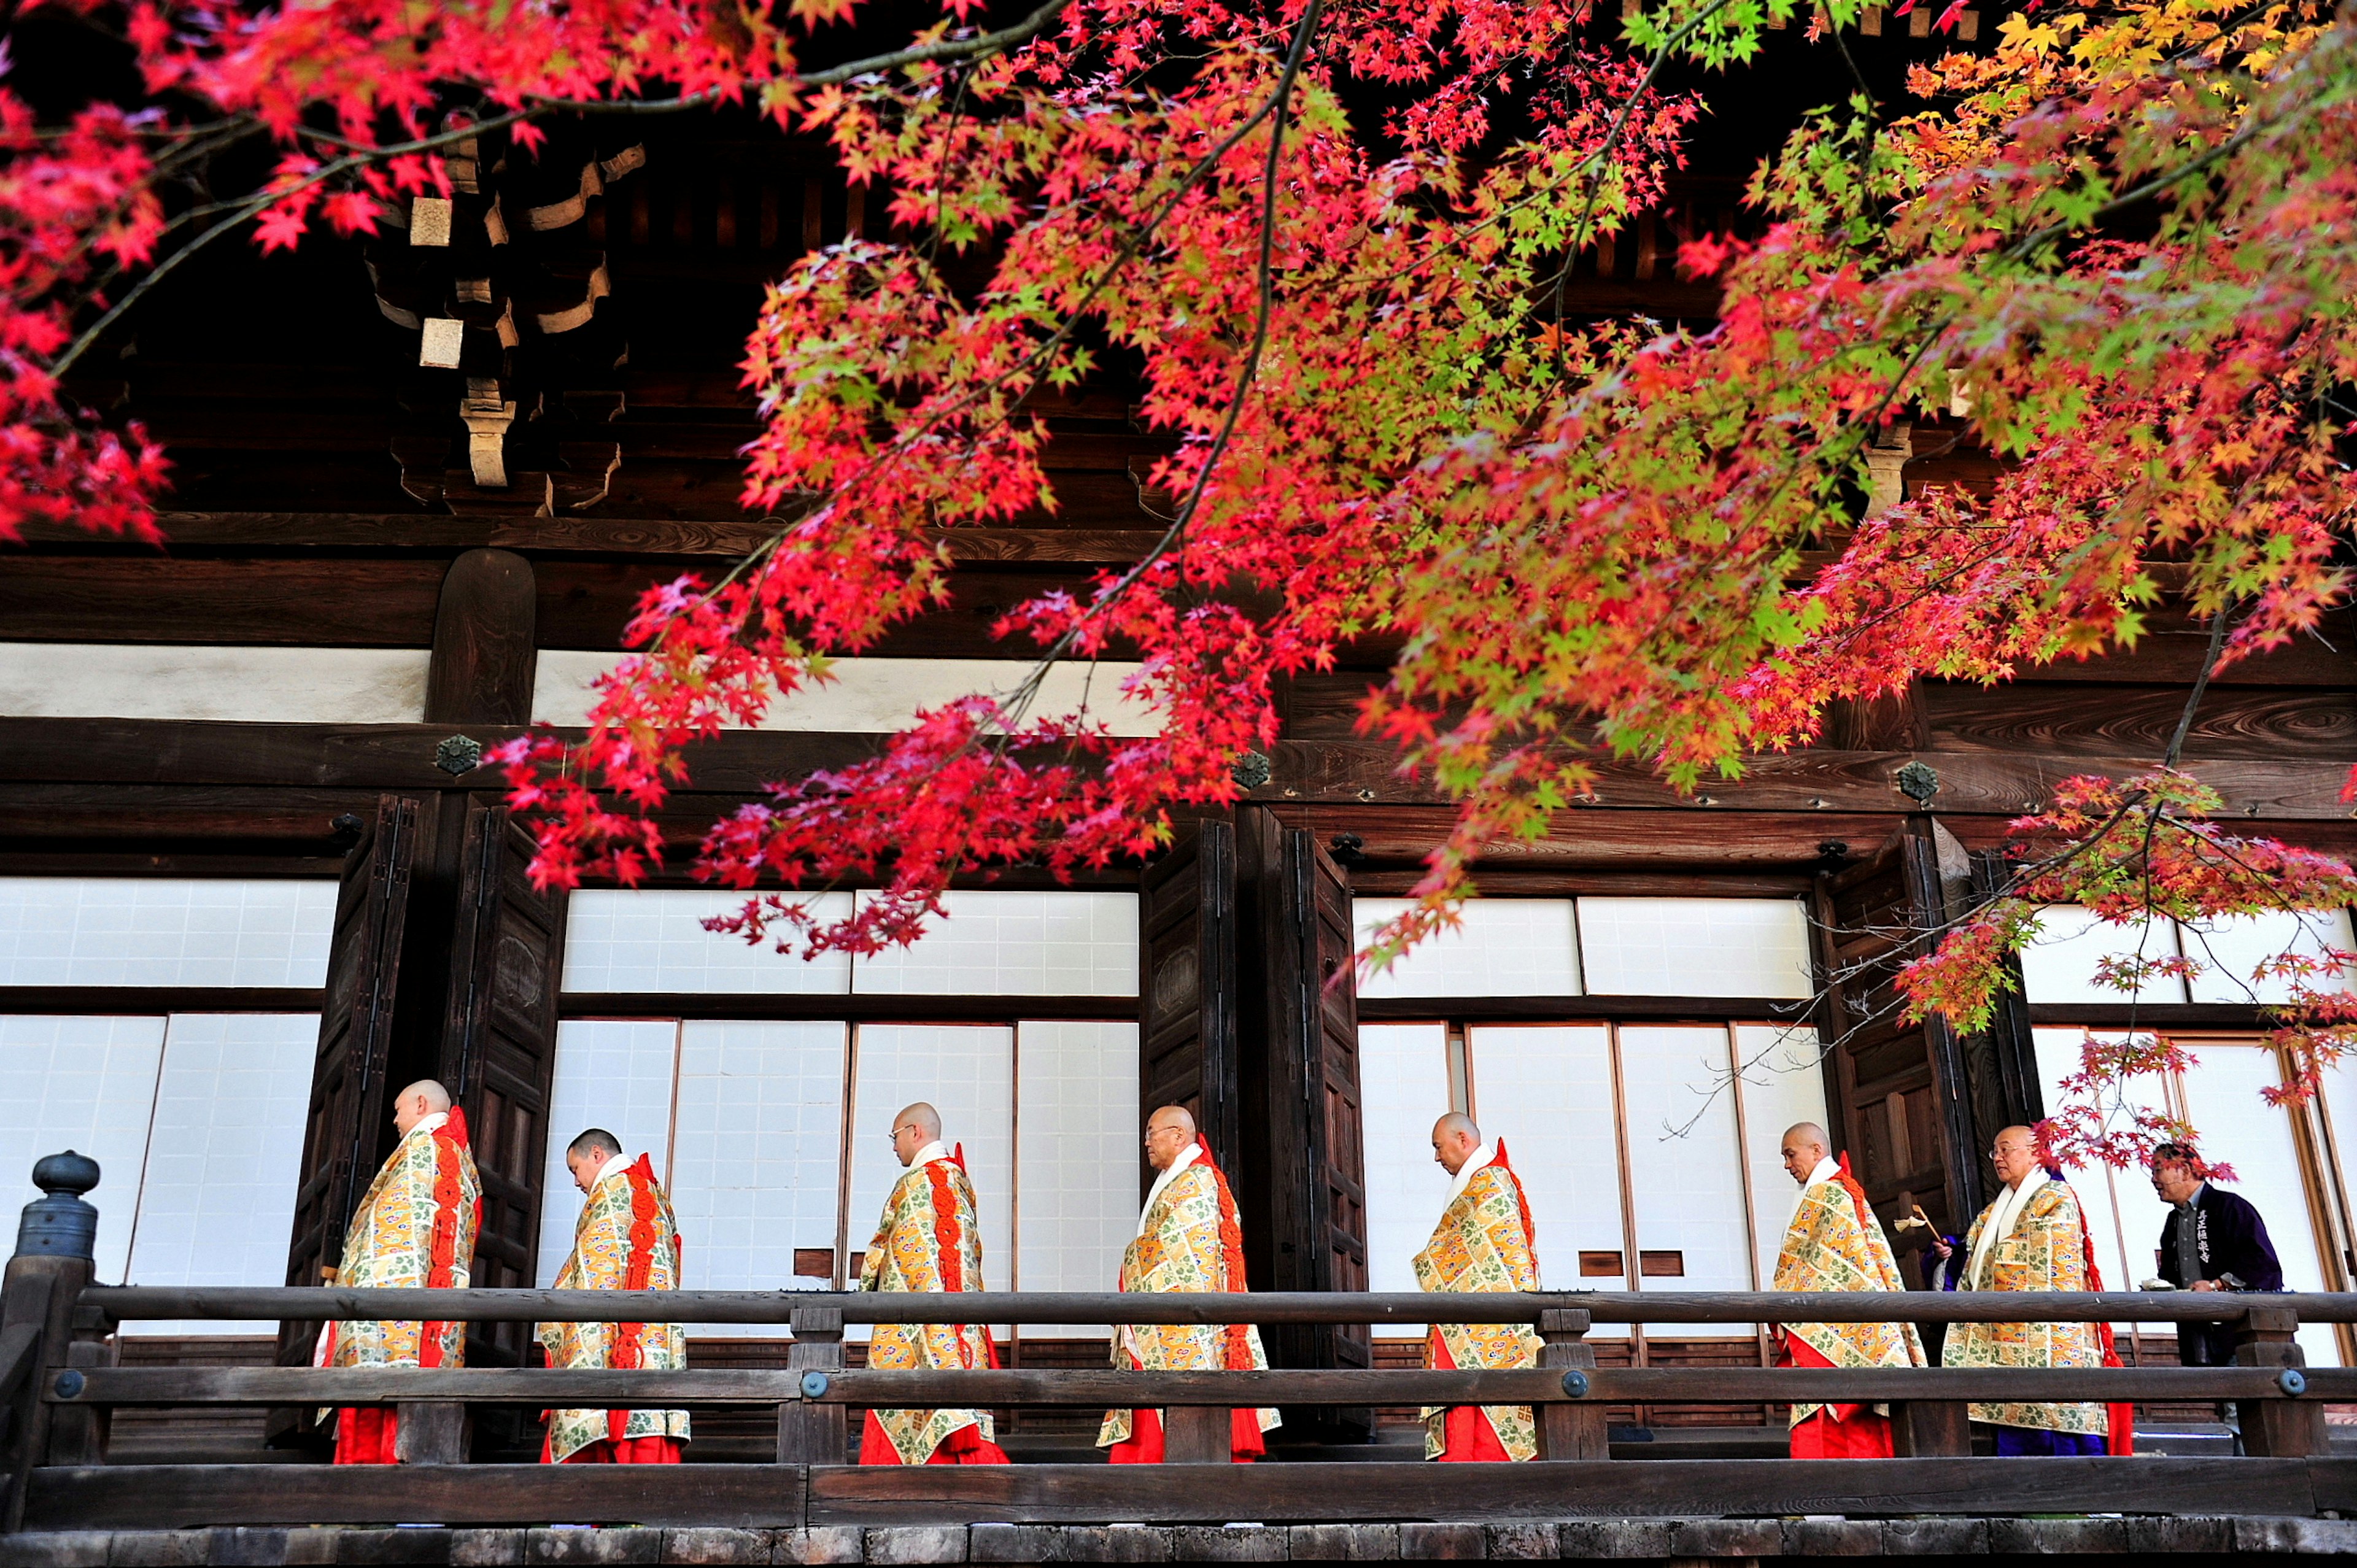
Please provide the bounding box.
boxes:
[2234,1302,2326,1458]
[1162,1403,1233,1464]
[395,1402,470,1464]
[778,1304,846,1465]
[1535,1307,1609,1461]
[2,1153,102,1532]
[1889,1397,1971,1457]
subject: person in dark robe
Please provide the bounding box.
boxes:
[2150,1143,2286,1368]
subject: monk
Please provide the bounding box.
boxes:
[1935,1126,2113,1454]
[856,1102,1010,1465]
[537,1128,689,1464]
[1099,1105,1279,1462]
[1412,1113,1543,1462]
[1768,1121,1925,1458]
[314,1079,480,1464]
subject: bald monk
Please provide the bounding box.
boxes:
[856,1102,1009,1464]
[1768,1121,1924,1458]
[538,1128,689,1464]
[1414,1113,1544,1461]
[314,1080,480,1464]
[1100,1105,1279,1462]
[1935,1125,2116,1454]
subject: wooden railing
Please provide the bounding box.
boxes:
[7,1279,2357,1529]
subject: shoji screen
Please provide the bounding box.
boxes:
[1464,1025,1625,1291]
[1618,1025,1755,1335]
[1355,1022,1453,1335]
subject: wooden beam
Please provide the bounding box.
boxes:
[1358,995,1808,1024]
[23,1458,2340,1531]
[560,994,1137,1022]
[808,1458,2320,1524]
[0,986,322,1015]
[0,558,444,644]
[2027,1003,2279,1029]
[83,1286,2350,1326]
[8,721,2353,818]
[64,1362,2337,1409]
[25,515,1167,562]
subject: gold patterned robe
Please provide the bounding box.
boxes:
[319,1110,481,1379]
[1941,1173,2106,1435]
[1412,1154,1543,1461]
[858,1149,998,1464]
[537,1153,690,1462]
[1770,1167,1925,1426]
[1098,1148,1280,1450]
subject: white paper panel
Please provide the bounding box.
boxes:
[2181,910,2356,1006]
[1619,1026,1754,1335]
[851,891,1137,997]
[1465,1025,1622,1289]
[562,890,854,995]
[1734,1024,1832,1290]
[1357,1024,1453,1335]
[2016,905,2188,1005]
[0,878,335,988]
[672,1021,850,1334]
[122,1014,316,1334]
[0,644,428,724]
[0,1015,168,1284]
[2318,1060,2357,1261]
[2177,1045,2342,1367]
[1014,1021,1139,1335]
[533,652,1161,735]
[1575,898,1812,999]
[2030,1027,2173,1336]
[1352,900,1580,1000]
[845,1025,1015,1340]
[536,1020,682,1289]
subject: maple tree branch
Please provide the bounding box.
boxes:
[2164,600,2235,769]
[788,0,1075,89]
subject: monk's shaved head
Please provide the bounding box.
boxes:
[1779,1122,1830,1186]
[1431,1111,1481,1176]
[894,1102,942,1141]
[1144,1104,1196,1171]
[390,1079,451,1137]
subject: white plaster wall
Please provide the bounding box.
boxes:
[0,644,429,723]
[531,652,1162,735]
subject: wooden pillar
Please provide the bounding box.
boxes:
[1535,1308,1609,1460]
[2235,1302,2327,1458]
[778,1305,847,1465]
[424,547,537,726]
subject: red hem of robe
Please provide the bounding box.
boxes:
[1426,1331,1514,1462]
[1105,1407,1268,1464]
[1777,1337,1893,1458]
[859,1413,1011,1465]
[333,1407,399,1465]
[544,1434,684,1464]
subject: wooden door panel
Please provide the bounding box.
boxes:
[1137,822,1239,1188]
[278,794,417,1372]
[439,801,567,1367]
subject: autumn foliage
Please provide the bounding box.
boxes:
[11,0,2357,1164]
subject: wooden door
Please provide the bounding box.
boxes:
[1263,828,1372,1437]
[277,794,419,1367]
[1138,821,1240,1187]
[437,799,567,1365]
[1810,822,1977,1287]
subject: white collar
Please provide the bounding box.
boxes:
[588,1149,638,1190]
[1790,1155,1843,1228]
[403,1111,448,1142]
[1444,1141,1498,1208]
[1137,1141,1201,1237]
[1968,1166,2051,1286]
[910,1140,950,1170]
